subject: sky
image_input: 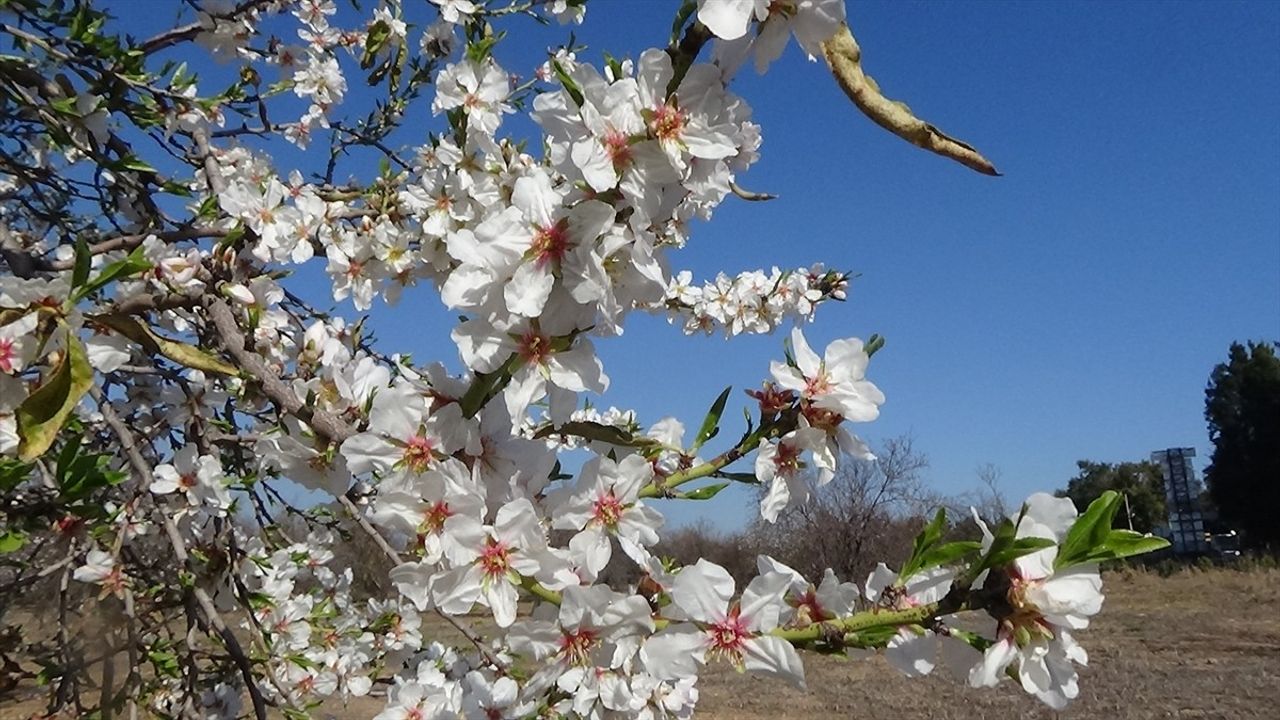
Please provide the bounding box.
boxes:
[106,1,1280,529]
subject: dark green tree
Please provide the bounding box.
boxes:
[1204,341,1280,550]
[1056,460,1167,533]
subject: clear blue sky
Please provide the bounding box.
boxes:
[115,1,1280,528]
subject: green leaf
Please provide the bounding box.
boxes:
[551,58,584,106]
[49,96,80,115]
[91,313,239,376]
[1101,530,1170,560]
[969,507,1057,576]
[197,194,219,220]
[16,331,94,462]
[900,508,947,579]
[71,237,91,289]
[0,459,32,491]
[985,536,1056,570]
[147,650,180,678]
[711,470,759,484]
[602,52,624,83]
[680,482,730,500]
[161,180,193,197]
[55,438,123,501]
[865,334,885,358]
[0,530,27,554]
[459,353,519,418]
[917,540,983,570]
[691,386,731,453]
[361,19,391,70]
[670,0,698,46]
[113,156,157,174]
[465,32,505,63]
[71,246,150,302]
[1056,491,1122,569]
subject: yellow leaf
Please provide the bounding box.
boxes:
[92,313,239,377]
[16,329,93,462]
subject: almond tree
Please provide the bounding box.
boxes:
[0,1,1165,718]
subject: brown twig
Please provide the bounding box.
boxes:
[729,180,777,202]
[821,23,1000,176]
[204,296,507,669]
[94,392,271,720]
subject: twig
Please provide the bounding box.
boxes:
[205,296,507,668]
[94,392,272,720]
[820,23,1000,176]
[729,180,777,202]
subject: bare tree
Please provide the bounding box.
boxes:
[744,435,938,583]
[951,462,1011,527]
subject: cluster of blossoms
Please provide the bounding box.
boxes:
[0,1,1165,718]
[664,265,849,336]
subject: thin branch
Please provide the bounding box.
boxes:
[820,23,1000,176]
[729,180,777,202]
[94,392,271,720]
[204,296,507,669]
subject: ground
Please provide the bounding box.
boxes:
[2,566,1277,719]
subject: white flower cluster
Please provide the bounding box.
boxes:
[0,0,1153,717]
[663,265,848,336]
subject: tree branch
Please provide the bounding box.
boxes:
[821,23,1000,176]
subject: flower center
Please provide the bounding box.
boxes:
[706,608,749,663]
[1002,577,1055,644]
[748,383,797,415]
[803,369,832,398]
[592,491,624,529]
[773,442,804,476]
[531,219,570,267]
[558,627,599,665]
[801,403,843,432]
[402,434,435,473]
[794,590,825,622]
[517,331,552,366]
[0,338,16,373]
[421,500,453,534]
[767,0,799,19]
[479,538,512,578]
[603,129,633,170]
[650,104,685,142]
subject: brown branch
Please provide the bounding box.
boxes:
[206,297,353,443]
[820,23,1000,176]
[665,20,713,97]
[43,228,228,272]
[204,296,507,669]
[137,0,277,55]
[94,392,271,720]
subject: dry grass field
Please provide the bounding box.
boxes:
[3,566,1277,719]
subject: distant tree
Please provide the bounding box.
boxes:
[1056,460,1167,533]
[747,435,937,583]
[1204,341,1280,550]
